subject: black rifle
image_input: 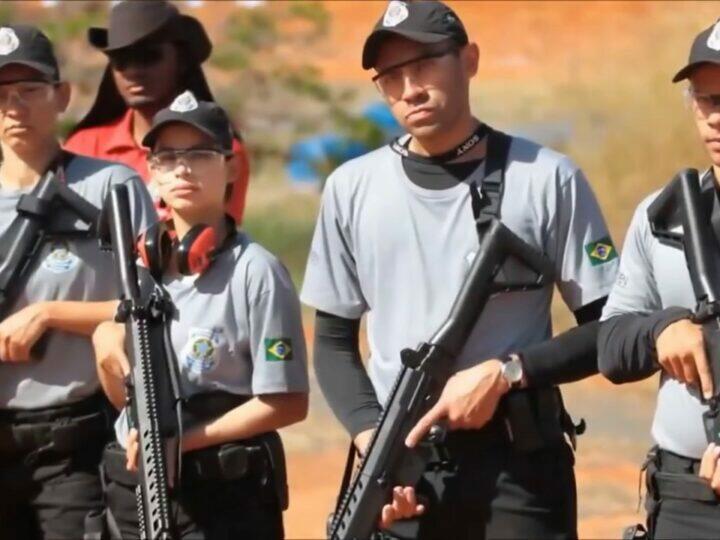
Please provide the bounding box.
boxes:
[328,219,555,540]
[0,162,99,357]
[647,168,720,444]
[0,165,100,319]
[101,184,182,540]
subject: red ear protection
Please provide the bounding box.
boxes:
[176,224,217,276]
[137,222,172,279]
[137,220,229,277]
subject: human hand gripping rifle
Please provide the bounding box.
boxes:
[0,162,99,353]
[647,169,720,444]
[100,184,183,540]
[328,219,555,540]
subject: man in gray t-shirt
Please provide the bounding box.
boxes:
[302,2,617,538]
[598,20,720,540]
[0,25,156,538]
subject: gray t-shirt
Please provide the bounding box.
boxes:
[601,177,708,459]
[0,155,156,409]
[301,138,618,403]
[115,233,309,445]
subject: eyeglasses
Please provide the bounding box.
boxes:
[0,80,56,111]
[372,45,459,97]
[685,87,720,115]
[149,148,228,174]
[108,43,166,71]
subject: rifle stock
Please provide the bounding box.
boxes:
[328,219,554,540]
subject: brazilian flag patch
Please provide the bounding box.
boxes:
[265,338,293,361]
[584,237,618,266]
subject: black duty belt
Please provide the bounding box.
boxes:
[103,436,269,486]
[0,394,111,460]
[647,448,719,503]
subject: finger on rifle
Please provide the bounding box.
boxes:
[681,353,700,388]
[126,429,139,472]
[665,356,681,382]
[693,342,714,399]
[393,487,414,517]
[712,448,720,494]
[406,403,445,448]
[379,504,396,529]
[700,443,717,480]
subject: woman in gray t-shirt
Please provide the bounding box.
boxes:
[92,93,309,539]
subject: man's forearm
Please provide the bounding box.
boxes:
[44,300,118,336]
[598,307,691,384]
[314,311,382,438]
[517,296,607,387]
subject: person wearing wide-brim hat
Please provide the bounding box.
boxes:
[64,0,250,225]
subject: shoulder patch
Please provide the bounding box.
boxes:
[584,237,618,266]
[265,338,293,361]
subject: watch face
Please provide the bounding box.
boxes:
[504,358,523,383]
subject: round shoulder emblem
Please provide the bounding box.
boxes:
[41,241,80,274]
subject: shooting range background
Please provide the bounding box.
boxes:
[8,1,717,537]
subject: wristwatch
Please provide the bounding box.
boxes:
[501,353,525,390]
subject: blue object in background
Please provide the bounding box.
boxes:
[286,134,369,187]
[362,102,403,140]
[287,102,402,188]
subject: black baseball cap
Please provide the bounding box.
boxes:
[673,20,720,83]
[362,0,468,70]
[0,25,60,82]
[142,91,234,152]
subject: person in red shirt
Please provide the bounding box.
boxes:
[65,0,249,223]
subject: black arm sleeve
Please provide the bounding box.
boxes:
[597,307,692,384]
[313,310,382,438]
[519,296,607,387]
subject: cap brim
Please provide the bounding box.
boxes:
[142,118,227,151]
[362,28,451,70]
[0,60,57,81]
[672,60,720,83]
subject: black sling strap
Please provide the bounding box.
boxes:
[468,127,512,242]
[333,127,514,519]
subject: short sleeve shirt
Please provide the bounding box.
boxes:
[601,176,708,459]
[301,136,618,402]
[0,155,157,409]
[115,233,309,445]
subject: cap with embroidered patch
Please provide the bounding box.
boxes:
[362,0,468,70]
[0,25,60,82]
[673,19,720,83]
[142,91,233,152]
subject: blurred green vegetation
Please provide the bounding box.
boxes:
[0,1,714,290]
